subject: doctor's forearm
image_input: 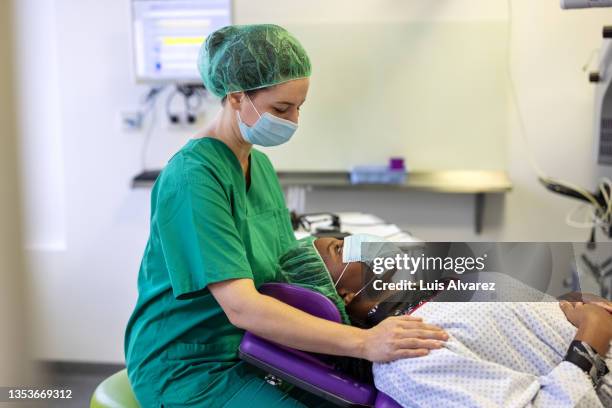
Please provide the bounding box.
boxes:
[209,278,367,358]
[232,293,367,358]
[209,278,446,362]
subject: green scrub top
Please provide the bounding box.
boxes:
[124,137,297,407]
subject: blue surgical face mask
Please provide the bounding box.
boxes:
[236,94,298,147]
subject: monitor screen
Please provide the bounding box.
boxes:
[132,0,232,84]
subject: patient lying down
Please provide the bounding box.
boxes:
[278,237,612,408]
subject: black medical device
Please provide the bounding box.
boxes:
[290,212,348,238]
[165,84,204,125]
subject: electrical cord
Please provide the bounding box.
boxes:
[583,48,601,72]
[183,92,192,123]
[140,86,165,171]
[187,88,204,111]
[140,85,208,170]
[600,177,612,215]
[506,0,548,179]
[566,203,605,229]
[165,85,205,124]
[165,89,180,123]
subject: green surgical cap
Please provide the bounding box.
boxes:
[198,24,312,98]
[279,237,351,325]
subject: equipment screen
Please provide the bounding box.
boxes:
[132,0,232,83]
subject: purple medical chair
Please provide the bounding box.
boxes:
[239,283,402,408]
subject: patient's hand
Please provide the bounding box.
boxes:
[559,291,612,313]
[560,301,612,355]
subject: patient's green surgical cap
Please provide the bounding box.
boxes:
[198,24,312,98]
[279,237,351,325]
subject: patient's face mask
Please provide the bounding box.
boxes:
[236,94,298,147]
[342,233,389,264]
[340,233,399,298]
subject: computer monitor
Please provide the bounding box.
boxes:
[131,0,232,84]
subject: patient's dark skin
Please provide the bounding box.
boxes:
[314,237,436,382]
[314,237,390,322]
[314,237,612,356]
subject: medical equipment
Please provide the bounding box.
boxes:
[165,84,205,124]
[131,0,232,84]
[138,84,207,171]
[561,0,612,8]
[238,283,402,408]
[581,251,612,298]
[591,28,612,166]
[539,177,611,237]
[538,24,612,237]
[291,212,346,237]
[535,5,612,238]
[564,243,612,299]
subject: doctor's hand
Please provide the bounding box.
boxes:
[361,315,448,363]
[560,301,612,355]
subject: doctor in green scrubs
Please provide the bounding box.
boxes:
[125,24,448,408]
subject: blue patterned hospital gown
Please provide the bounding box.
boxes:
[373,280,612,407]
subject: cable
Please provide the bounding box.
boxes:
[187,90,204,112]
[506,0,548,179]
[183,92,192,123]
[563,178,612,230]
[566,203,603,228]
[599,177,612,218]
[183,92,198,124]
[165,85,204,124]
[582,48,600,72]
[165,89,180,123]
[140,86,165,171]
[551,177,605,212]
[141,86,164,107]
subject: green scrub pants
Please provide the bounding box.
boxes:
[223,376,336,407]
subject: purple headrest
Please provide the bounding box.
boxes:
[258,283,342,323]
[240,282,403,408]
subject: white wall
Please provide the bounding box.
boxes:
[266,21,509,171]
[14,0,612,363]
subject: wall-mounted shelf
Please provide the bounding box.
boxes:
[132,170,162,188]
[132,169,512,234]
[276,170,512,193]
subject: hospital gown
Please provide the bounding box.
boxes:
[373,284,612,407]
